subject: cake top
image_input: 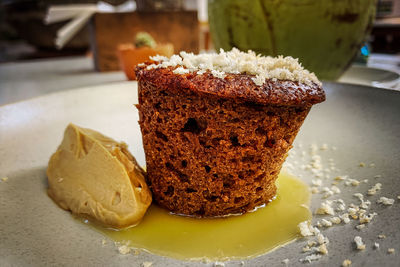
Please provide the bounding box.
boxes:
[136,49,325,107]
[143,48,321,87]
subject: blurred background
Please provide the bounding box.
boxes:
[0,0,399,105]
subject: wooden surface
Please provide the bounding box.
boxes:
[89,11,199,72]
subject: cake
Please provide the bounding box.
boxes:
[135,48,325,217]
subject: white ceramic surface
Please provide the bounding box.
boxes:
[339,65,400,90]
[1,81,399,266]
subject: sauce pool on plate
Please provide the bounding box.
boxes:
[87,172,310,261]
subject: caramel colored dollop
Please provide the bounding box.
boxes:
[47,123,152,228]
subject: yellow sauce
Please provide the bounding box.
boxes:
[90,172,310,261]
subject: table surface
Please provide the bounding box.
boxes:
[0,54,399,106]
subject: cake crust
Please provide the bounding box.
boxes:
[136,64,325,107]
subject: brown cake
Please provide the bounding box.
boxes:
[135,49,325,217]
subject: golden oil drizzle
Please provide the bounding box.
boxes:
[90,172,310,261]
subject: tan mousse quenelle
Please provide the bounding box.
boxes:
[47,123,152,228]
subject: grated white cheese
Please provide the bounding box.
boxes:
[335,175,347,181]
[330,217,341,224]
[355,224,365,230]
[318,243,328,255]
[298,221,318,237]
[331,186,341,194]
[374,242,380,249]
[317,233,329,245]
[354,236,366,250]
[148,48,321,86]
[359,212,377,224]
[312,179,322,186]
[316,200,335,215]
[342,259,352,267]
[320,219,333,227]
[377,197,395,206]
[142,262,153,267]
[172,66,190,75]
[300,254,322,263]
[340,213,351,224]
[345,179,360,186]
[388,248,395,254]
[378,234,386,239]
[118,245,131,255]
[311,187,320,194]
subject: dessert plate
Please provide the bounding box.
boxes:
[1,81,399,266]
[339,65,400,90]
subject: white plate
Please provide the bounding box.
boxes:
[1,81,399,266]
[339,65,400,90]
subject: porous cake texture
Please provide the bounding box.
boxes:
[135,50,325,217]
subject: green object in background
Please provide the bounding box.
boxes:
[135,32,156,48]
[208,0,377,80]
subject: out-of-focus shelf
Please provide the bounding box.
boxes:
[374,17,400,27]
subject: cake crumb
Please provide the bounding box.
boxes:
[142,262,153,267]
[282,258,290,265]
[359,162,366,167]
[369,163,375,167]
[388,248,395,254]
[377,197,395,206]
[214,262,225,267]
[118,245,131,255]
[342,259,352,267]
[1,177,8,182]
[101,239,107,245]
[378,234,386,239]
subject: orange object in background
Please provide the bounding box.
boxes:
[117,43,174,80]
